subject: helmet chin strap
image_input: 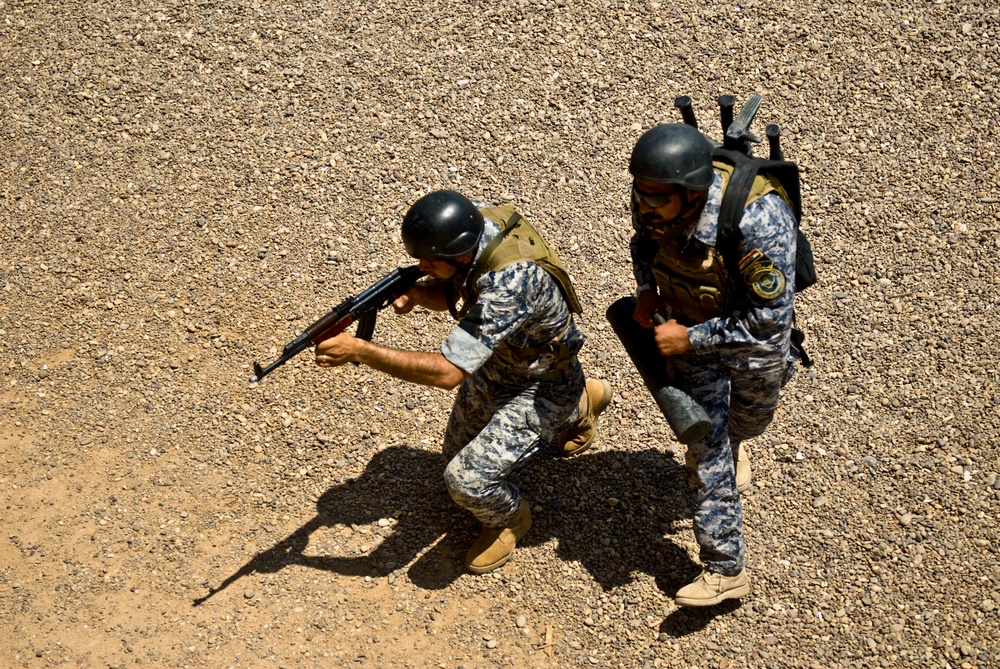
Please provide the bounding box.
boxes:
[674,189,706,222]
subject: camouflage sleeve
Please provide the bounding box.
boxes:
[441,263,564,375]
[441,325,492,375]
[686,193,797,360]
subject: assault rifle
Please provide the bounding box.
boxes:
[250,265,426,382]
[606,297,712,445]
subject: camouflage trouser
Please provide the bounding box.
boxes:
[442,365,584,528]
[675,353,792,576]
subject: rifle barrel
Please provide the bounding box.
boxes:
[248,265,425,383]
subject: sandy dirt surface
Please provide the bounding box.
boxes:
[2,0,998,667]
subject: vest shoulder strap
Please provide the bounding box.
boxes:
[472,206,584,314]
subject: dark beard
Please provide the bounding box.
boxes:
[639,213,685,240]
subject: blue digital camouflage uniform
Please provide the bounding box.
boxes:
[631,171,797,576]
[441,205,585,529]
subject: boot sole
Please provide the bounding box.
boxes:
[675,582,750,607]
[466,552,513,575]
[562,439,595,458]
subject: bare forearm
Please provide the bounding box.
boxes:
[353,340,466,390]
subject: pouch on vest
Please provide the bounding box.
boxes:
[446,206,583,375]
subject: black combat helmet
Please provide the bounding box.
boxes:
[401,190,485,260]
[629,123,714,190]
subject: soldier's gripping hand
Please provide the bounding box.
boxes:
[315,332,358,367]
[633,287,668,329]
[393,291,418,315]
[393,279,451,313]
[653,319,693,356]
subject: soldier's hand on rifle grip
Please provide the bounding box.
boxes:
[633,288,668,329]
[394,281,436,314]
[315,332,358,367]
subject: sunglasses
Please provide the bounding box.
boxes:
[632,183,680,208]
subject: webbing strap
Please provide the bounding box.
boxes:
[715,150,759,323]
[446,214,522,320]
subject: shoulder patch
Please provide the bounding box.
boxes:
[738,249,786,300]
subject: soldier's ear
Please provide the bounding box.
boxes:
[690,189,708,209]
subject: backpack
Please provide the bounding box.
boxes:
[713,149,817,297]
[677,93,816,365]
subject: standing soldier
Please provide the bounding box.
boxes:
[627,123,798,605]
[315,190,612,574]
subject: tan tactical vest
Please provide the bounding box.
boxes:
[450,205,583,318]
[449,206,582,377]
[651,161,792,324]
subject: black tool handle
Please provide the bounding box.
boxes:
[674,96,698,129]
[766,124,783,161]
[718,95,736,136]
[606,297,712,445]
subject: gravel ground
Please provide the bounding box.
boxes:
[2,0,998,667]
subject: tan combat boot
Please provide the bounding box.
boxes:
[685,449,699,490]
[465,499,532,574]
[685,445,751,493]
[734,443,751,493]
[675,569,750,607]
[557,379,613,457]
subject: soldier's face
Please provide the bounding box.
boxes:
[632,179,684,235]
[418,257,459,279]
[418,251,473,279]
[632,179,706,236]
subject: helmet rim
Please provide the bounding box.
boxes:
[401,190,484,260]
[629,123,714,191]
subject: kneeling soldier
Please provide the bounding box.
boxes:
[316,190,611,573]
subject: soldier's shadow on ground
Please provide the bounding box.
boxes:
[194,444,701,608]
